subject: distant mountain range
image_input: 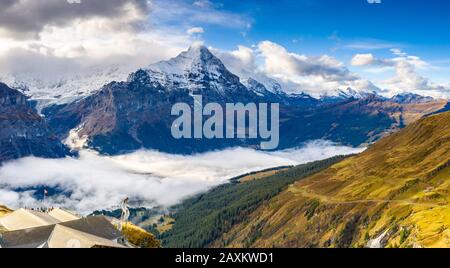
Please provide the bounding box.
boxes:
[0,45,449,160]
[0,65,133,111]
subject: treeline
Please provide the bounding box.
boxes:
[229,165,294,183]
[160,155,349,248]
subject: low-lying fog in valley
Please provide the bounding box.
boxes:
[0,140,364,214]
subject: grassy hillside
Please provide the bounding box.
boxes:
[160,156,348,248]
[230,166,293,183]
[218,111,450,248]
[121,222,161,248]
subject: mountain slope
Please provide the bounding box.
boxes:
[43,70,261,154]
[41,46,449,154]
[121,222,161,248]
[146,44,258,101]
[160,156,347,248]
[0,83,69,163]
[216,110,450,248]
[279,94,448,148]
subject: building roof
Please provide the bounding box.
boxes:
[47,225,124,248]
[0,216,124,248]
[0,209,61,231]
[59,216,121,241]
[0,208,82,232]
[48,208,81,222]
[0,224,55,248]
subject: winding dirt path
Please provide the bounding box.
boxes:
[289,186,447,208]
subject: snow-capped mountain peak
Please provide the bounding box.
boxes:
[145,45,245,95]
[390,92,435,104]
[148,45,225,77]
[336,88,370,99]
[240,73,285,96]
[322,87,376,99]
[0,65,133,111]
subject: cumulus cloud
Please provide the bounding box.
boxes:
[0,30,190,100]
[251,41,380,95]
[0,0,197,92]
[0,0,150,39]
[383,61,448,96]
[258,41,357,82]
[351,54,376,66]
[212,45,257,76]
[0,141,363,214]
[351,49,450,96]
[212,41,381,96]
[213,45,302,93]
[0,0,254,93]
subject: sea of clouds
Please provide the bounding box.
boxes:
[0,140,364,214]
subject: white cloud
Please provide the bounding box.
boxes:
[0,0,253,93]
[257,40,354,81]
[0,2,196,94]
[254,41,379,96]
[0,141,363,214]
[0,0,150,39]
[212,41,382,96]
[213,45,304,94]
[187,27,204,35]
[212,45,257,75]
[351,49,450,96]
[0,25,192,104]
[382,61,448,96]
[351,53,376,66]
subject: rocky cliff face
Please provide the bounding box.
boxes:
[44,72,203,154]
[0,83,69,163]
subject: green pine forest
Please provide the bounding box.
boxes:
[159,155,348,248]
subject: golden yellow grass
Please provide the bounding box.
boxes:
[121,222,161,248]
[155,216,175,234]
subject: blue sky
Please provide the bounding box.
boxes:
[199,0,450,52]
[173,0,444,66]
